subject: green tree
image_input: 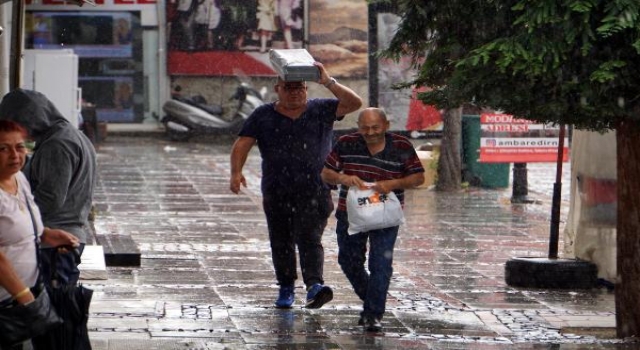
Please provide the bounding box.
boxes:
[381,0,640,337]
[378,1,515,191]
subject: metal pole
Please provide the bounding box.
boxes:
[548,124,566,259]
[367,3,378,107]
[303,0,309,47]
[511,162,530,203]
[0,4,9,95]
[9,0,23,90]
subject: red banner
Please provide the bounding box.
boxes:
[479,113,569,163]
[167,51,275,76]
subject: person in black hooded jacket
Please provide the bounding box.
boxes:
[0,89,97,287]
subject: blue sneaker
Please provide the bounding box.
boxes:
[305,283,333,309]
[275,285,295,308]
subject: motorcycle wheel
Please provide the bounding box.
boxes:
[166,129,191,142]
[162,117,192,142]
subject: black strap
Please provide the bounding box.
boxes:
[23,189,42,263]
[23,188,50,290]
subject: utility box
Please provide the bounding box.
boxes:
[23,49,82,128]
[461,115,510,188]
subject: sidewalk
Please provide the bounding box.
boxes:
[84,135,628,349]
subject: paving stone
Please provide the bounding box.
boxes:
[79,244,108,280]
[83,136,635,349]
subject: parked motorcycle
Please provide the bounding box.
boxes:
[161,82,267,141]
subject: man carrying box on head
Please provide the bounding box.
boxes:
[229,60,362,309]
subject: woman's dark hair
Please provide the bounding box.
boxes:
[0,120,28,138]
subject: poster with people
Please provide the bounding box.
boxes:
[167,0,305,76]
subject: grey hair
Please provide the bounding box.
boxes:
[358,107,388,122]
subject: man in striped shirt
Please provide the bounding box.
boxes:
[321,107,425,332]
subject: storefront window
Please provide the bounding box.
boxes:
[25,11,143,123]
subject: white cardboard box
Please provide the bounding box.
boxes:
[269,49,320,82]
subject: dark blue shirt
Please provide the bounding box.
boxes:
[239,98,339,195]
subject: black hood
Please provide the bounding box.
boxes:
[0,89,69,143]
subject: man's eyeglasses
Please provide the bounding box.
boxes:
[281,84,306,92]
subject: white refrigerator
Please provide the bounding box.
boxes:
[22,49,82,129]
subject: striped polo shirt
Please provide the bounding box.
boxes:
[324,132,425,212]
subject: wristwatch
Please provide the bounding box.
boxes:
[324,77,337,88]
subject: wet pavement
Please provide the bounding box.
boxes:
[84,135,632,349]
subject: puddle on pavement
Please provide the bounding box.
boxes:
[523,289,616,312]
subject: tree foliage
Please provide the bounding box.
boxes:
[377,0,640,337]
[379,0,640,130]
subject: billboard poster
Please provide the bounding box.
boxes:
[479,113,570,163]
[307,0,368,79]
[167,0,305,76]
[376,12,443,132]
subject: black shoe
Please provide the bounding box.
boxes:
[364,316,382,332]
[357,316,365,326]
[305,284,333,309]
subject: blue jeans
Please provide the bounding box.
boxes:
[335,211,398,319]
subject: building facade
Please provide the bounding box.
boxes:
[1,0,438,133]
